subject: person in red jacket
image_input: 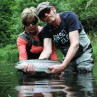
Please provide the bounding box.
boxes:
[17,7,58,74]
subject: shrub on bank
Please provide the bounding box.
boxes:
[0,44,19,63]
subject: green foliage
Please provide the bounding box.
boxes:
[0,0,13,47]
[93,62,97,78]
[88,33,97,76]
[0,44,19,63]
[89,33,97,61]
[0,0,97,63]
[92,43,97,61]
[79,0,97,32]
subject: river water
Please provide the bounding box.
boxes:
[0,63,97,97]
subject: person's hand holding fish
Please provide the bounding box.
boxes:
[17,62,35,74]
[23,63,35,74]
[48,64,64,74]
[48,64,64,79]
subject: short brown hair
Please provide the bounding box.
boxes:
[21,7,38,24]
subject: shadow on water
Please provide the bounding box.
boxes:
[0,63,97,97]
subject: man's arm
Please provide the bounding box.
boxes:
[61,30,79,68]
[49,30,79,73]
[39,38,52,59]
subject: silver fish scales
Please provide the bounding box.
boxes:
[15,59,61,73]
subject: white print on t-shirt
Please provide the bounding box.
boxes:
[53,28,69,44]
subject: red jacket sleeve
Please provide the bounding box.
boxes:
[17,37,28,61]
[50,41,58,61]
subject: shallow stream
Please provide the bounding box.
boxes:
[0,63,97,97]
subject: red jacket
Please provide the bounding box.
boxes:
[17,26,58,61]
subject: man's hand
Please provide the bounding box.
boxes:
[48,64,65,78]
[48,64,64,74]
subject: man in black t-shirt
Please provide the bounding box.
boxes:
[37,2,94,74]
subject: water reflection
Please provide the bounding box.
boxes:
[0,63,97,97]
[16,77,68,97]
[15,72,95,97]
[62,73,95,97]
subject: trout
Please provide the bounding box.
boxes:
[15,59,61,73]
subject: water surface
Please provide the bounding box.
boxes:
[0,63,97,97]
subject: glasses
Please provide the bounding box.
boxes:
[39,8,51,19]
[24,20,38,26]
